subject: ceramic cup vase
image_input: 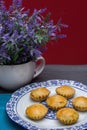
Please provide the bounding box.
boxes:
[0,56,45,90]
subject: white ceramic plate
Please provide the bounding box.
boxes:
[6,79,87,130]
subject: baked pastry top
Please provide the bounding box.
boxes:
[56,85,75,99]
[30,87,50,102]
[56,107,79,125]
[46,95,67,110]
[72,96,87,111]
[25,103,48,120]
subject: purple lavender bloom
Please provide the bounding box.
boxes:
[0,0,68,65]
[0,45,11,62]
[30,49,42,57]
[12,0,22,9]
[57,34,67,39]
[0,24,3,34]
[2,33,9,42]
[9,6,13,12]
[37,8,47,15]
[0,0,6,12]
[26,23,35,38]
[57,18,68,32]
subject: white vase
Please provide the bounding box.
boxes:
[0,56,45,90]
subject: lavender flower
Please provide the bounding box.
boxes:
[0,0,68,65]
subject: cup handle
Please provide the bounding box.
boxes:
[33,56,45,78]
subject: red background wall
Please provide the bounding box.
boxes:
[5,0,87,64]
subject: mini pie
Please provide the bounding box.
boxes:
[56,108,79,125]
[46,95,67,110]
[72,96,87,111]
[56,85,75,99]
[25,103,48,120]
[30,87,50,102]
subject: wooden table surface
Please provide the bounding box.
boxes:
[0,64,87,93]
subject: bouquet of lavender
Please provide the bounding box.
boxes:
[0,0,68,65]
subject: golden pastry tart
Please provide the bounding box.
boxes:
[56,108,79,125]
[72,96,87,111]
[25,103,48,120]
[30,87,50,102]
[56,85,75,99]
[46,95,67,110]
